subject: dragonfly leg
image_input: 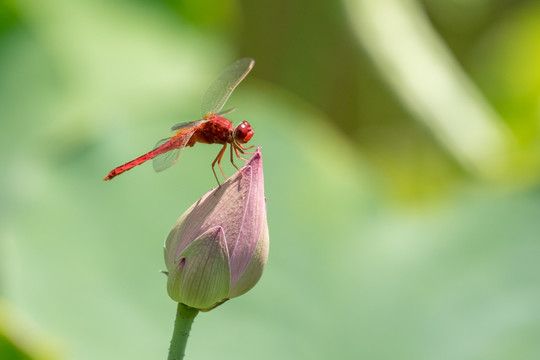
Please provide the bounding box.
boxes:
[233,142,249,162]
[237,143,255,154]
[229,143,239,170]
[212,143,228,184]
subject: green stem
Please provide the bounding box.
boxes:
[168,303,199,360]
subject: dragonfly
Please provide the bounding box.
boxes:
[103,57,256,184]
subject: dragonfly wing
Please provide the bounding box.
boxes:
[171,119,206,132]
[217,108,236,116]
[152,129,197,172]
[153,147,181,172]
[152,138,181,173]
[200,58,255,118]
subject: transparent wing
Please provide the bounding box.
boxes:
[152,128,197,172]
[152,138,181,173]
[217,108,236,116]
[200,58,255,118]
[171,119,207,132]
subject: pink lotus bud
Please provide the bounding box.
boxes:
[164,148,269,311]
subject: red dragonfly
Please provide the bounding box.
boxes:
[103,58,255,183]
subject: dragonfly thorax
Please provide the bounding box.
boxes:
[233,121,254,144]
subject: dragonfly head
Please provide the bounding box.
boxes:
[234,121,254,144]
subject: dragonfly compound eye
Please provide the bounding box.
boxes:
[235,121,254,143]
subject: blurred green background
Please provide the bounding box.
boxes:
[1,0,540,359]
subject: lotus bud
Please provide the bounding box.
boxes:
[164,148,269,311]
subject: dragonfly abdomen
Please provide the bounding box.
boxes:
[103,140,179,181]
